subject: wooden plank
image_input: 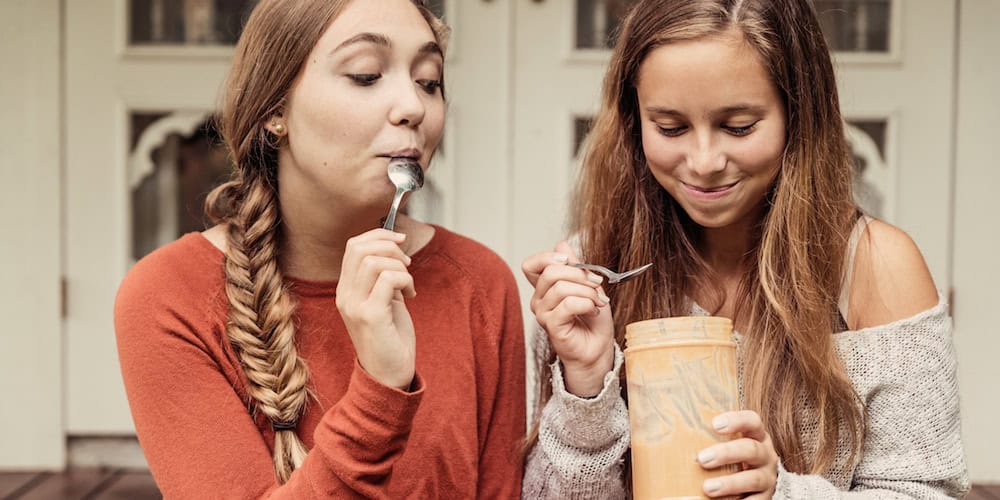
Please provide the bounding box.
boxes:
[0,472,45,498]
[94,471,161,500]
[970,484,1000,500]
[968,488,993,500]
[15,468,116,500]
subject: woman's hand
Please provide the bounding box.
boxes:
[336,229,416,390]
[697,410,779,499]
[522,241,615,397]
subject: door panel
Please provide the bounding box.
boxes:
[65,0,246,434]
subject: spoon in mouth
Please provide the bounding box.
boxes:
[382,160,424,231]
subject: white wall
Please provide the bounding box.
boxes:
[0,0,65,469]
[953,0,1000,483]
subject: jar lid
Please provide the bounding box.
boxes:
[625,316,734,349]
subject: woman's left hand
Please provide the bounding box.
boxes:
[696,410,779,499]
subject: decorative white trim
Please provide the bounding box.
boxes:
[128,110,213,188]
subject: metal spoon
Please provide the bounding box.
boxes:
[382,160,424,231]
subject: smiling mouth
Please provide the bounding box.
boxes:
[684,182,738,193]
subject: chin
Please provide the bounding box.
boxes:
[674,202,737,229]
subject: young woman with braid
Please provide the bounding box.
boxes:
[520,0,968,498]
[113,0,525,497]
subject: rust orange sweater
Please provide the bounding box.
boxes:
[114,226,525,499]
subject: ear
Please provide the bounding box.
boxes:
[265,115,287,136]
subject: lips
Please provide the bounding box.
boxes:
[680,181,739,201]
[381,148,422,161]
[684,182,738,193]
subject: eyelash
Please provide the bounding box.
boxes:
[657,126,686,137]
[656,121,760,137]
[417,79,443,95]
[348,74,380,85]
[723,122,758,136]
[347,74,442,95]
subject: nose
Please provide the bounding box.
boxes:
[388,77,426,129]
[686,131,726,177]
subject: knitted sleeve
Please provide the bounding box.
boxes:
[521,344,630,499]
[774,298,970,499]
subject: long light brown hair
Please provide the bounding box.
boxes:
[531,0,863,476]
[205,0,449,483]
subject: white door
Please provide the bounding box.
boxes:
[62,0,504,437]
[511,0,957,291]
[65,0,254,434]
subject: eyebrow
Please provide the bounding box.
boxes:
[646,104,767,117]
[332,32,391,54]
[331,33,443,60]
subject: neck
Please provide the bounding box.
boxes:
[283,209,381,282]
[698,205,765,279]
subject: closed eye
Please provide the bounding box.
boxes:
[417,79,443,95]
[723,121,759,136]
[657,125,687,137]
[347,74,381,85]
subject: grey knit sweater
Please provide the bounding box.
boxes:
[522,297,970,499]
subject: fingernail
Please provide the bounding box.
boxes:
[704,479,721,493]
[552,253,569,264]
[697,449,715,465]
[712,416,729,431]
[597,292,610,305]
[587,272,604,285]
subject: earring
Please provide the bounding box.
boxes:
[269,120,286,136]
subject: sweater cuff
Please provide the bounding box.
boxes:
[347,360,424,426]
[772,460,792,500]
[314,361,424,452]
[546,343,629,449]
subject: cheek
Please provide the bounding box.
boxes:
[640,124,684,174]
[290,76,372,146]
[731,128,785,176]
[423,100,446,149]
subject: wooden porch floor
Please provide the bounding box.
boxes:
[1,469,998,499]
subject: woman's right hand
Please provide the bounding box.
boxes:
[522,241,615,397]
[336,229,416,391]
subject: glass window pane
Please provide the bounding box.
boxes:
[130,113,232,260]
[426,0,445,19]
[128,0,258,46]
[576,0,638,49]
[814,0,891,53]
[845,118,889,218]
[574,116,595,158]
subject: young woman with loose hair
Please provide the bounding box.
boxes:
[521,0,967,498]
[114,0,525,497]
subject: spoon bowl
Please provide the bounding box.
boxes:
[382,160,424,231]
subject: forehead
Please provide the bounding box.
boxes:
[636,32,778,109]
[318,0,437,51]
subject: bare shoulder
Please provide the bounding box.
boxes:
[201,224,228,253]
[848,219,940,329]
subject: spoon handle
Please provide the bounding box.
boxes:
[382,187,407,231]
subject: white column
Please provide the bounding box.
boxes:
[0,0,65,469]
[953,0,1000,483]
